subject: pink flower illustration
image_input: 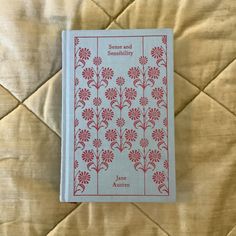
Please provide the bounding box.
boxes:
[148,67,160,79]
[152,129,165,142]
[79,48,91,60]
[128,67,140,79]
[93,97,102,106]
[82,150,94,162]
[116,77,125,86]
[93,139,102,148]
[139,56,148,65]
[102,150,114,163]
[125,129,137,141]
[79,88,91,101]
[139,97,148,106]
[163,117,167,127]
[152,87,164,100]
[82,108,94,121]
[78,130,91,142]
[74,43,120,194]
[162,76,167,85]
[78,171,91,184]
[101,68,114,80]
[125,88,137,100]
[105,88,117,100]
[116,118,125,127]
[162,35,167,44]
[82,68,94,80]
[129,150,141,163]
[152,171,165,184]
[163,160,169,169]
[105,129,117,141]
[151,47,163,59]
[123,42,168,194]
[149,150,161,163]
[102,108,114,121]
[74,160,79,169]
[128,108,141,120]
[140,138,149,148]
[93,56,102,66]
[148,108,160,120]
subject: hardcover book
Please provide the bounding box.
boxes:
[61,29,175,202]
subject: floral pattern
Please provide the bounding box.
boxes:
[152,171,169,194]
[75,88,91,109]
[105,129,117,141]
[125,88,137,100]
[79,48,91,60]
[93,138,102,148]
[152,87,167,108]
[152,171,165,184]
[128,108,141,120]
[82,109,94,121]
[74,171,91,193]
[105,88,117,100]
[104,77,138,152]
[151,47,163,59]
[151,40,167,68]
[74,38,115,195]
[129,150,141,163]
[152,128,167,150]
[82,68,94,80]
[82,150,94,162]
[74,35,169,196]
[101,150,114,163]
[102,68,114,80]
[148,108,161,120]
[125,129,137,142]
[127,38,168,195]
[128,67,140,79]
[75,129,91,150]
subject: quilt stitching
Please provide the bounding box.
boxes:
[46,203,82,235]
[204,92,236,117]
[0,85,19,119]
[202,57,236,91]
[225,224,236,236]
[22,104,61,138]
[175,57,236,92]
[89,0,135,29]
[132,203,171,236]
[0,94,60,140]
[174,70,236,118]
[175,90,201,117]
[0,103,20,121]
[21,68,62,104]
[0,68,61,121]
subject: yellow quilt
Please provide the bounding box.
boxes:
[0,0,236,235]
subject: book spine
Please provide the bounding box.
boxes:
[60,30,69,202]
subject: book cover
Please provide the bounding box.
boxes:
[61,29,175,202]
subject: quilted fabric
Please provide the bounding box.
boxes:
[0,0,236,235]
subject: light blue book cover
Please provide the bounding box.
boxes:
[61,29,175,202]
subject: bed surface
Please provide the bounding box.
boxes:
[0,0,236,235]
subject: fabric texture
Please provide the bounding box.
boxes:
[0,0,236,235]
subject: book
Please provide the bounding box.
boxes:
[61,29,175,202]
